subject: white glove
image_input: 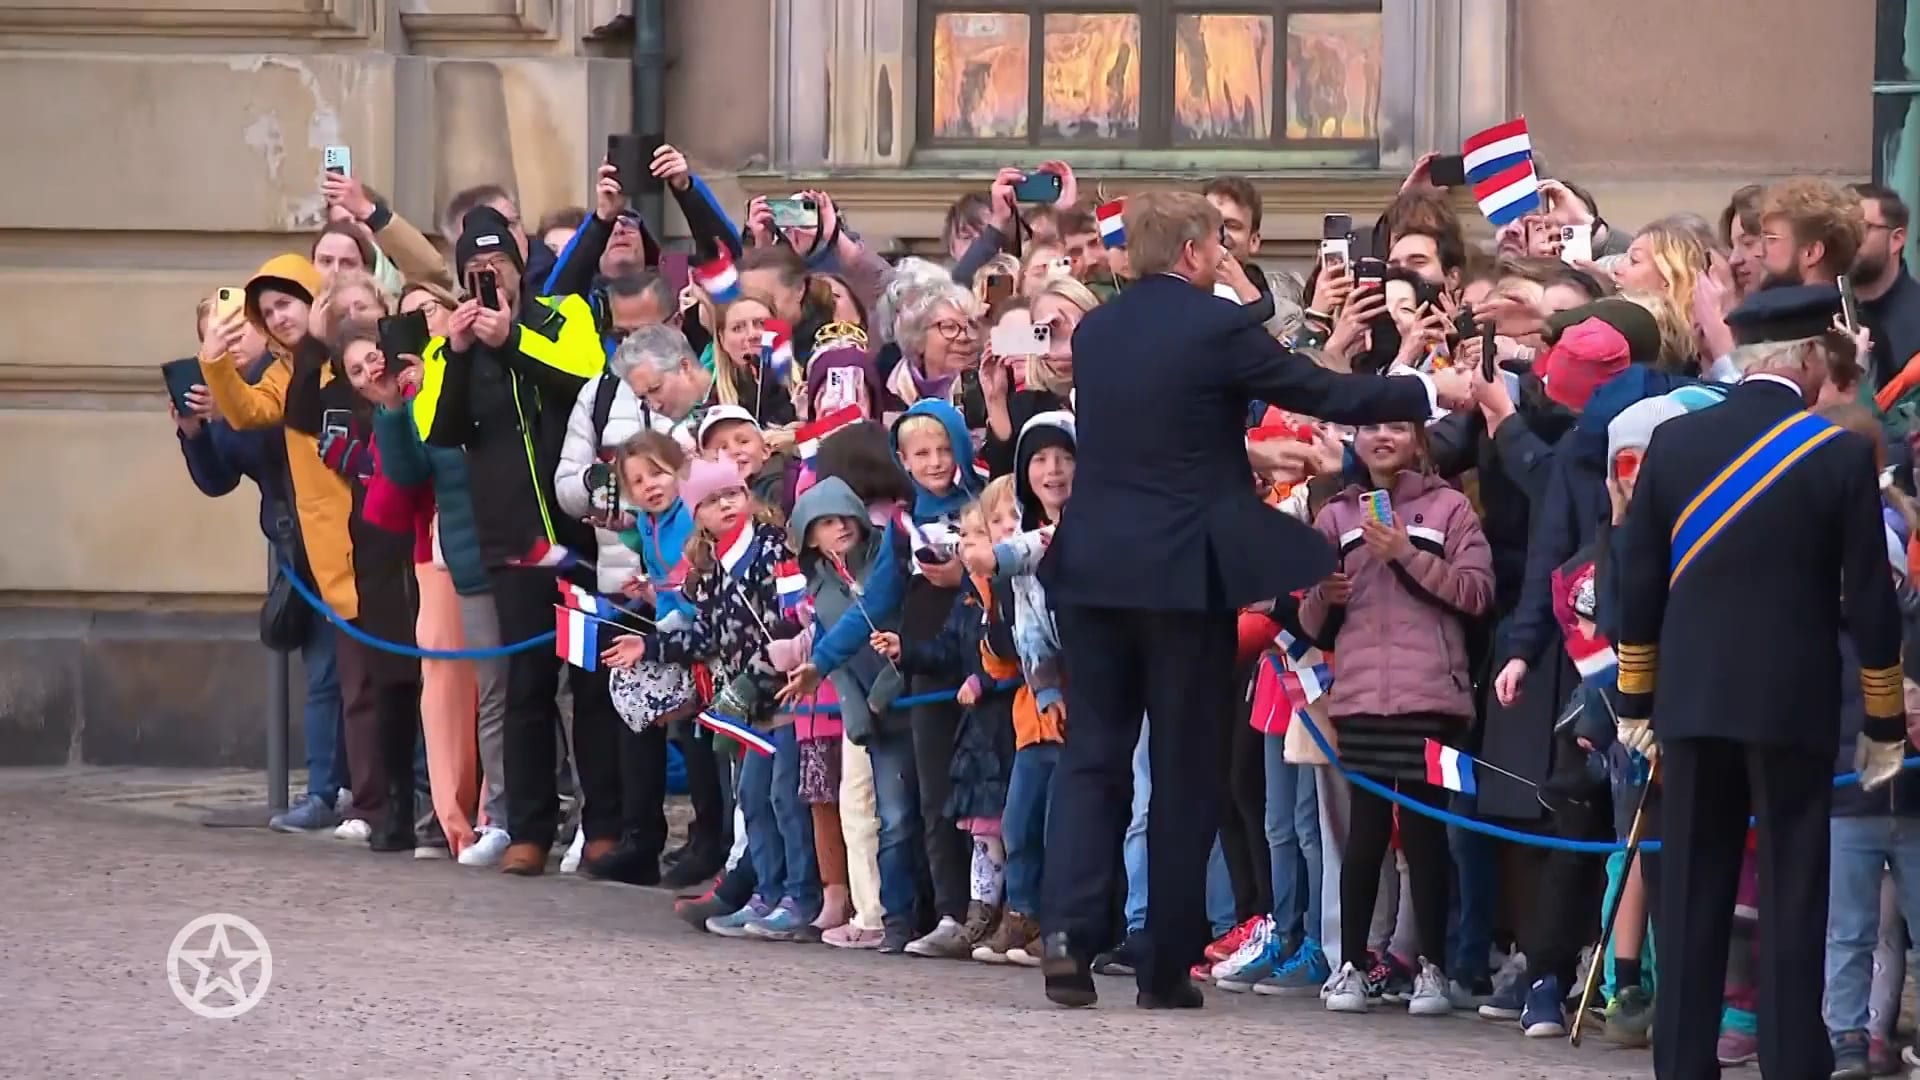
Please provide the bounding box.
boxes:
[1855,736,1906,792]
[1617,717,1658,765]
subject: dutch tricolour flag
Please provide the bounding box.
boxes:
[1276,629,1334,706]
[796,404,864,464]
[697,710,776,756]
[1463,117,1542,227]
[555,603,599,672]
[775,557,807,614]
[512,538,582,572]
[692,249,741,304]
[1096,199,1126,249]
[1424,739,1477,795]
[762,321,795,381]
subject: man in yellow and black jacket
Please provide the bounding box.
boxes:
[1611,285,1908,1080]
[410,206,626,877]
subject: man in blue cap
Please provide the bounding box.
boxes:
[1610,283,1909,1078]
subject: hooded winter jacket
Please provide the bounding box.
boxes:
[790,477,905,741]
[1008,411,1074,710]
[198,254,358,618]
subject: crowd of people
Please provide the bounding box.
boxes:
[166,136,1920,1078]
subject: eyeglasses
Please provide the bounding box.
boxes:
[932,318,981,342]
[1866,222,1897,233]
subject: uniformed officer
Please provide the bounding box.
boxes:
[1612,284,1908,1078]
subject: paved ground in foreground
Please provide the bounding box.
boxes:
[3,768,1654,1079]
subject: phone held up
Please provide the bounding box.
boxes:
[1354,257,1386,292]
[212,285,244,324]
[768,197,819,230]
[1559,223,1593,265]
[1320,213,1353,272]
[468,268,501,311]
[606,133,665,198]
[983,272,1015,306]
[161,358,203,415]
[322,408,353,440]
[1360,489,1395,528]
[323,145,351,178]
[1011,171,1064,205]
[1427,154,1468,188]
[377,311,430,362]
[990,314,1051,358]
[1840,274,1862,335]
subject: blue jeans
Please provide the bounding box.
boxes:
[1207,839,1236,938]
[737,726,819,915]
[1124,719,1151,934]
[1446,791,1497,983]
[1004,743,1060,915]
[866,728,924,936]
[300,621,346,802]
[1825,816,1920,1035]
[1265,736,1322,941]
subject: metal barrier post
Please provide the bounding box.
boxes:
[202,551,294,827]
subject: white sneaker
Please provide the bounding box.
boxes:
[459,828,511,867]
[333,818,372,842]
[1324,962,1370,1013]
[559,829,586,873]
[1210,915,1273,981]
[1408,958,1453,1016]
[904,916,973,958]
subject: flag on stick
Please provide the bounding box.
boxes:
[691,248,741,304]
[556,604,599,671]
[697,710,776,756]
[1462,117,1542,226]
[1424,740,1477,795]
[511,538,582,571]
[1096,200,1126,248]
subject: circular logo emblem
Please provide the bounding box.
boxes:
[166,913,272,1019]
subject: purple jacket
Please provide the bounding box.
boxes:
[1298,471,1494,721]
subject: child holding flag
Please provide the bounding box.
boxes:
[1297,420,1493,1016]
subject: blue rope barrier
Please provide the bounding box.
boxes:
[280,556,1917,854]
[1290,707,1920,855]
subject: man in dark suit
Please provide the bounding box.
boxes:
[1036,190,1473,1008]
[1611,285,1908,1078]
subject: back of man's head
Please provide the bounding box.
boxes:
[1124,192,1221,278]
[443,184,516,241]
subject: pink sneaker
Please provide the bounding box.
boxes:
[1716,1030,1758,1067]
[822,924,885,950]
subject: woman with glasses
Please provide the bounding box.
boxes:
[882,281,985,420]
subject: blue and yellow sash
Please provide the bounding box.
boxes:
[1668,410,1841,585]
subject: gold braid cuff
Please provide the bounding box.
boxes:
[1862,664,1905,719]
[1616,642,1657,697]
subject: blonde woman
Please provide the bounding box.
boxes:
[1612,221,1710,370]
[709,291,801,436]
[980,275,1096,475]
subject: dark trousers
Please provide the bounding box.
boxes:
[1654,737,1833,1080]
[332,633,385,819]
[616,722,668,857]
[910,684,970,920]
[1042,605,1236,994]
[1522,756,1614,989]
[673,720,727,849]
[489,566,624,851]
[1222,700,1272,922]
[372,678,421,814]
[1340,774,1451,971]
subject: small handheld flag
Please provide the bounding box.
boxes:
[556,603,600,671]
[775,557,807,615]
[795,405,864,465]
[697,709,776,756]
[557,580,614,618]
[1424,740,1476,795]
[691,248,741,304]
[1095,199,1126,249]
[1462,117,1541,227]
[511,538,582,572]
[762,320,795,381]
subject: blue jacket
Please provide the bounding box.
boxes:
[175,352,285,542]
[622,499,698,627]
[889,398,984,522]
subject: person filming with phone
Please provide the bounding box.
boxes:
[979,277,1094,476]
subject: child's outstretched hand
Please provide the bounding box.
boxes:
[870,631,901,660]
[777,663,823,705]
[956,675,982,706]
[960,535,997,576]
[601,634,647,670]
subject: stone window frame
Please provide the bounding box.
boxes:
[771,0,1514,174]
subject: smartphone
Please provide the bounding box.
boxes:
[983,272,1014,306]
[1011,172,1064,204]
[1428,154,1467,188]
[212,286,245,323]
[990,315,1049,357]
[1354,257,1386,290]
[469,269,501,310]
[323,145,351,177]
[606,133,647,197]
[1559,223,1593,265]
[1360,489,1395,527]
[1840,274,1862,334]
[377,311,430,361]
[1480,319,1498,382]
[1320,213,1353,271]
[322,408,352,439]
[768,197,819,229]
[161,358,203,415]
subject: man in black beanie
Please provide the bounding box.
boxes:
[413,203,630,879]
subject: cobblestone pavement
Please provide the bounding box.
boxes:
[4,768,1653,1079]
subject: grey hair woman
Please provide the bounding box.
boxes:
[885,279,983,407]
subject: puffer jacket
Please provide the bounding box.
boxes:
[554,373,687,594]
[1297,470,1494,721]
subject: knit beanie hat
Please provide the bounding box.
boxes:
[1605,395,1691,467]
[1545,298,1662,366]
[680,456,747,510]
[454,206,525,276]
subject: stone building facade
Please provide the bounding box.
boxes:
[0,0,1878,764]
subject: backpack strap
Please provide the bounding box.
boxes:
[591,369,621,446]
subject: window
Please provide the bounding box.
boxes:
[920,0,1383,152]
[1875,0,1919,269]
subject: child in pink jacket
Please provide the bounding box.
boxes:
[1297,420,1493,1017]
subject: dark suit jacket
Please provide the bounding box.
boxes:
[1039,273,1432,612]
[1613,377,1905,751]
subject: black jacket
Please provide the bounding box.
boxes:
[1041,274,1430,612]
[1861,263,1920,392]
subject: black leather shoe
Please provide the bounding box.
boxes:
[1136,979,1205,1010]
[1041,932,1097,1008]
[583,840,664,886]
[660,841,725,891]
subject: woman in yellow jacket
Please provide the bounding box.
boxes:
[199,253,386,838]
